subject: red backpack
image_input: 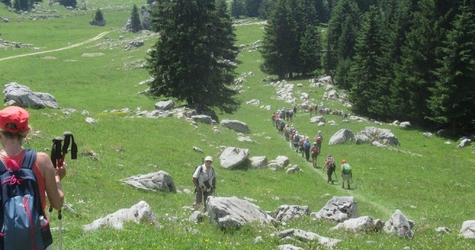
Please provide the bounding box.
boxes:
[315,136,322,143]
[312,147,318,155]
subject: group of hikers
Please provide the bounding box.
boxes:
[191,106,354,212]
[271,107,353,190]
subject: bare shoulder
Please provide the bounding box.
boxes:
[35,152,53,168]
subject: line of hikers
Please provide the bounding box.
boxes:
[272,109,353,189]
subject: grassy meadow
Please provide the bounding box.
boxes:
[1,1,475,249]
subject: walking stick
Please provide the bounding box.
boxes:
[49,131,78,250]
[49,136,63,220]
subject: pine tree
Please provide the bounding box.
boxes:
[428,3,475,133]
[325,0,360,89]
[230,0,244,18]
[348,5,388,118]
[94,8,104,23]
[259,0,295,79]
[392,0,459,125]
[299,25,322,76]
[381,0,413,120]
[313,0,329,24]
[291,0,318,75]
[130,4,142,33]
[245,0,263,17]
[147,0,240,114]
[215,0,238,60]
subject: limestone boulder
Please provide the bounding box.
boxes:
[329,129,355,145]
[3,82,59,109]
[83,201,160,232]
[122,171,176,192]
[219,147,250,169]
[220,119,250,133]
[383,209,415,238]
[313,196,359,222]
[207,196,276,229]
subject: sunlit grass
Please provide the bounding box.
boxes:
[0,1,474,249]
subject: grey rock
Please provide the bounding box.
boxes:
[313,196,359,222]
[459,220,475,239]
[220,119,250,133]
[250,156,267,168]
[3,82,59,109]
[383,210,414,238]
[83,201,160,231]
[207,196,276,229]
[122,170,176,192]
[154,100,175,110]
[329,129,355,145]
[331,216,384,232]
[219,147,250,169]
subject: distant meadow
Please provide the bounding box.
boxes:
[0,0,474,249]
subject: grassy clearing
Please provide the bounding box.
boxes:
[1,1,474,249]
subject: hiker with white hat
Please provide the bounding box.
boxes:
[192,156,216,211]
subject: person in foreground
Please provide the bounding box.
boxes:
[192,156,216,211]
[341,159,352,189]
[0,106,66,250]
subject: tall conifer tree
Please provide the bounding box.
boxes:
[260,0,295,79]
[428,2,475,132]
[348,5,388,118]
[147,0,240,113]
[325,0,360,89]
[130,4,142,33]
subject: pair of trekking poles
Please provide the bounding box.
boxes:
[50,131,77,250]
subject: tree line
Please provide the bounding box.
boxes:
[260,0,475,134]
[144,0,475,134]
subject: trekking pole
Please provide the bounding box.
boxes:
[49,136,63,220]
[50,132,77,250]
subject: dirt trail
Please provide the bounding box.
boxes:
[0,31,111,62]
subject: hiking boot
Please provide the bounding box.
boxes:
[192,203,202,210]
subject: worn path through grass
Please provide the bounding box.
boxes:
[0,31,111,62]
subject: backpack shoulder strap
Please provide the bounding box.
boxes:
[21,149,37,170]
[0,157,6,174]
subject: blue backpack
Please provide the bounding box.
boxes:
[0,149,52,250]
[304,141,311,150]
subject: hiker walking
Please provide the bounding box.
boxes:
[308,105,313,116]
[192,156,216,211]
[299,136,306,157]
[311,142,319,167]
[0,106,66,250]
[293,132,301,152]
[341,159,352,189]
[314,131,323,154]
[303,137,311,162]
[287,109,293,123]
[324,154,336,184]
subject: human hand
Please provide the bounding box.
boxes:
[56,165,66,181]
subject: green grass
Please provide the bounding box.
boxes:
[1,1,475,249]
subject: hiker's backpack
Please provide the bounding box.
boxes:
[312,146,319,155]
[342,163,352,174]
[293,135,300,143]
[304,141,310,150]
[0,149,52,250]
[328,161,336,172]
[315,136,322,143]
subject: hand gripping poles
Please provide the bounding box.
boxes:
[50,131,77,250]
